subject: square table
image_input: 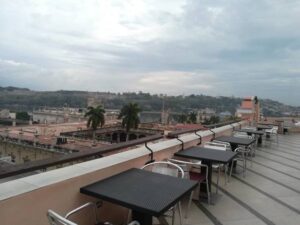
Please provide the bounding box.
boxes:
[174,147,238,192]
[80,168,197,225]
[234,129,265,144]
[257,122,275,126]
[214,136,256,150]
[234,129,265,136]
[257,124,273,131]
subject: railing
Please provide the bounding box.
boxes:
[61,126,163,137]
[167,127,205,138]
[0,134,163,179]
[167,120,242,138]
[61,126,121,136]
[203,119,242,128]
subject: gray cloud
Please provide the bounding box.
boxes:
[0,0,300,105]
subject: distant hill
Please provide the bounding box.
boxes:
[0,86,299,116]
[0,86,30,92]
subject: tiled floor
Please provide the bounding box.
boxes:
[172,134,300,225]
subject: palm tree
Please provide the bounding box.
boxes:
[188,111,197,124]
[118,102,141,141]
[177,113,187,123]
[84,105,105,141]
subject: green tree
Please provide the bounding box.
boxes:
[210,115,220,124]
[224,115,238,122]
[203,115,220,125]
[84,105,105,141]
[16,112,30,121]
[177,113,188,123]
[118,102,141,141]
[188,111,197,124]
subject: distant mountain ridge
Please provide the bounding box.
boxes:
[0,86,30,92]
[0,86,299,116]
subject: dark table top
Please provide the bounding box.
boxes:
[235,129,265,135]
[257,122,276,126]
[215,136,256,146]
[257,125,273,129]
[80,168,197,217]
[174,147,238,164]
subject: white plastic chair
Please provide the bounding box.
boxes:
[141,161,184,225]
[233,132,255,167]
[230,147,251,178]
[168,158,210,218]
[265,126,279,144]
[204,142,230,192]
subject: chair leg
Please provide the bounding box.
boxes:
[126,209,132,224]
[206,182,211,205]
[229,161,234,182]
[216,165,220,194]
[224,164,228,185]
[250,148,253,168]
[243,158,246,178]
[178,202,183,225]
[171,206,175,225]
[185,191,193,218]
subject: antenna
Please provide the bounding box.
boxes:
[162,95,165,113]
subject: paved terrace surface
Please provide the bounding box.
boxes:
[170,134,300,225]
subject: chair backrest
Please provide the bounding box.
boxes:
[141,161,184,178]
[272,126,278,133]
[47,210,77,225]
[204,142,227,151]
[167,158,208,180]
[234,146,250,157]
[212,140,232,150]
[233,131,252,139]
[243,127,256,131]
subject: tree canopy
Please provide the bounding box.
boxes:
[188,111,197,124]
[118,102,141,133]
[84,105,105,130]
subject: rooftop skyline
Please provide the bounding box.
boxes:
[1,0,300,105]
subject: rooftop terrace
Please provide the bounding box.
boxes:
[0,121,300,225]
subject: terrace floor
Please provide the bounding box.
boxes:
[169,133,300,225]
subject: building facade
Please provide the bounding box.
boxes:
[236,96,260,122]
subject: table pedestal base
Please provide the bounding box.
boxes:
[132,212,152,225]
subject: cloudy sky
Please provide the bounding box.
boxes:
[1,0,300,105]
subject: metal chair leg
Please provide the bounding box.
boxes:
[224,164,228,185]
[216,165,220,194]
[171,206,175,225]
[185,191,193,218]
[178,202,183,225]
[126,210,132,224]
[243,157,246,178]
[206,182,211,205]
[249,147,253,167]
[229,161,234,182]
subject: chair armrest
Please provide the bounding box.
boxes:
[235,147,250,154]
[65,202,96,219]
